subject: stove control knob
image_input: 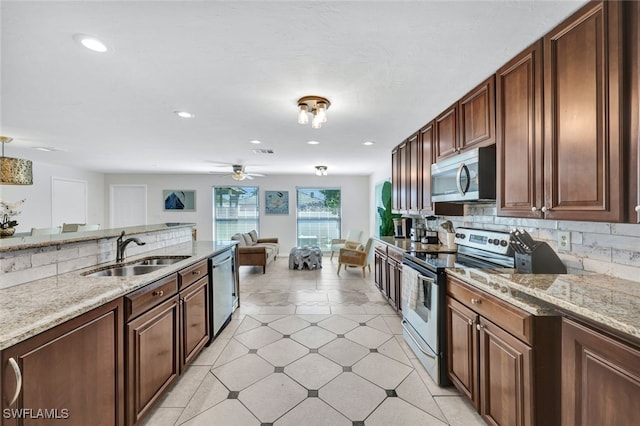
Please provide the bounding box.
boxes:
[456,233,465,239]
[493,240,500,245]
[500,240,508,247]
[488,238,493,244]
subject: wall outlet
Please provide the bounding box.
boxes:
[558,231,571,251]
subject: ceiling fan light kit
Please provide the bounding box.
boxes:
[315,165,328,176]
[297,96,330,129]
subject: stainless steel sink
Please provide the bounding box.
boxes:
[131,256,191,266]
[81,256,191,277]
[83,265,167,277]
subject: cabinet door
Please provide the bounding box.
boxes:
[446,297,479,409]
[387,259,402,311]
[478,317,533,426]
[459,76,496,152]
[496,41,544,218]
[398,142,408,211]
[543,0,623,222]
[180,277,210,370]
[419,122,435,213]
[1,299,124,426]
[629,0,640,223]
[127,295,180,426]
[562,318,640,426]
[407,133,419,212]
[391,147,400,211]
[374,248,387,293]
[434,104,458,161]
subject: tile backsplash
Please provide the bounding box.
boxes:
[0,227,193,289]
[437,204,640,283]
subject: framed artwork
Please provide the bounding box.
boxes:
[163,190,196,211]
[265,190,289,215]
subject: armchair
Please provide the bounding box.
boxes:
[329,229,363,260]
[337,238,373,278]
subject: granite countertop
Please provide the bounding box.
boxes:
[0,240,235,350]
[446,268,640,340]
[374,236,457,254]
[0,222,196,253]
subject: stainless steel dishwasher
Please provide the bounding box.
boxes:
[209,249,234,339]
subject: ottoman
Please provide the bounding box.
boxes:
[289,246,323,270]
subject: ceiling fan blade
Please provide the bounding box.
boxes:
[247,173,265,177]
[244,174,254,180]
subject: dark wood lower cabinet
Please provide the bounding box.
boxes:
[562,318,640,426]
[446,276,560,426]
[1,299,124,426]
[180,277,210,371]
[126,295,180,426]
[373,242,402,312]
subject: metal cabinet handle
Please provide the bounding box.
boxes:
[468,319,474,326]
[8,357,22,406]
[152,290,164,297]
[541,206,552,213]
[192,270,201,276]
[635,205,640,213]
[476,323,484,331]
[531,207,539,213]
[471,298,482,305]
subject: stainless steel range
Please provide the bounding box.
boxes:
[401,227,515,386]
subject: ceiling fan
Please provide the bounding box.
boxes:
[209,164,265,181]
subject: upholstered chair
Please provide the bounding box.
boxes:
[329,229,363,260]
[337,238,373,278]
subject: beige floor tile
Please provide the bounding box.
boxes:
[239,373,306,423]
[234,324,283,349]
[212,338,250,368]
[276,398,351,426]
[141,407,183,426]
[290,325,337,348]
[233,316,262,335]
[376,337,413,367]
[409,358,461,397]
[181,399,260,426]
[362,302,398,315]
[245,313,289,324]
[284,353,342,389]
[268,315,311,334]
[211,354,273,391]
[257,337,309,366]
[352,353,412,389]
[175,373,230,424]
[259,305,297,314]
[366,397,448,426]
[381,315,404,334]
[345,325,392,349]
[317,315,359,334]
[295,305,331,314]
[366,315,393,334]
[318,338,369,367]
[434,395,485,426]
[396,371,447,423]
[330,304,367,314]
[160,365,210,408]
[319,373,386,421]
[191,337,230,366]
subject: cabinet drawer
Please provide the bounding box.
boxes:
[447,277,533,345]
[125,274,178,321]
[388,247,404,263]
[178,259,208,290]
[374,242,388,255]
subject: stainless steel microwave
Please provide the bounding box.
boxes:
[431,144,496,202]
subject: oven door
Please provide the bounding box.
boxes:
[401,263,443,383]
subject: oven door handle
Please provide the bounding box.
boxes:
[401,320,436,360]
[417,274,435,284]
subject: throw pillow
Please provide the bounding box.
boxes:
[243,233,253,246]
[231,233,246,246]
[248,230,258,242]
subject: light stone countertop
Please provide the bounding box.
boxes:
[446,268,640,341]
[0,222,196,253]
[0,240,235,350]
[374,236,457,253]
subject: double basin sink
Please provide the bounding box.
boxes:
[82,255,191,277]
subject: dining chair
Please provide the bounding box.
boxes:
[31,226,62,236]
[77,224,101,231]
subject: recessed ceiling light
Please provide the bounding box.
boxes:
[307,140,320,145]
[72,34,108,53]
[363,141,375,146]
[249,140,262,144]
[174,111,194,119]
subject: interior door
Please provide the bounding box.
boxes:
[110,184,147,228]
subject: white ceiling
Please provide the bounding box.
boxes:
[1,0,588,177]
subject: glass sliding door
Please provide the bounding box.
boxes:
[296,187,341,251]
[213,186,259,240]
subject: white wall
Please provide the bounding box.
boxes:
[103,173,371,252]
[0,160,105,233]
[369,162,392,238]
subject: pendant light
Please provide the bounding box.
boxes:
[1,136,33,185]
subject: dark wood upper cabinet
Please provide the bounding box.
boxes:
[407,132,419,212]
[434,103,459,161]
[496,41,544,218]
[459,76,496,152]
[419,122,435,212]
[391,147,400,211]
[628,0,640,223]
[543,0,624,222]
[398,142,408,211]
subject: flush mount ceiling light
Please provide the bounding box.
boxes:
[306,140,320,145]
[363,141,375,146]
[249,140,262,144]
[72,34,108,53]
[297,96,331,129]
[174,110,194,119]
[1,136,33,185]
[315,165,328,176]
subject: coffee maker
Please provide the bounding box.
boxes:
[393,217,412,238]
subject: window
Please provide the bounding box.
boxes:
[296,187,341,251]
[213,186,259,240]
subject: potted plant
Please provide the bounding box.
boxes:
[0,198,25,238]
[377,181,401,236]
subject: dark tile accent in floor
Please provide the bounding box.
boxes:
[309,348,318,353]
[370,348,378,353]
[310,322,318,326]
[359,322,367,326]
[248,349,258,354]
[274,367,285,373]
[353,421,365,426]
[337,334,345,338]
[283,334,290,338]
[343,366,352,372]
[227,391,239,399]
[262,323,269,326]
[385,390,398,397]
[307,390,318,397]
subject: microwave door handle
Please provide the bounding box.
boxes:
[456,163,470,195]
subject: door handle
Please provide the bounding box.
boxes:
[456,163,470,195]
[401,320,436,360]
[7,357,22,406]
